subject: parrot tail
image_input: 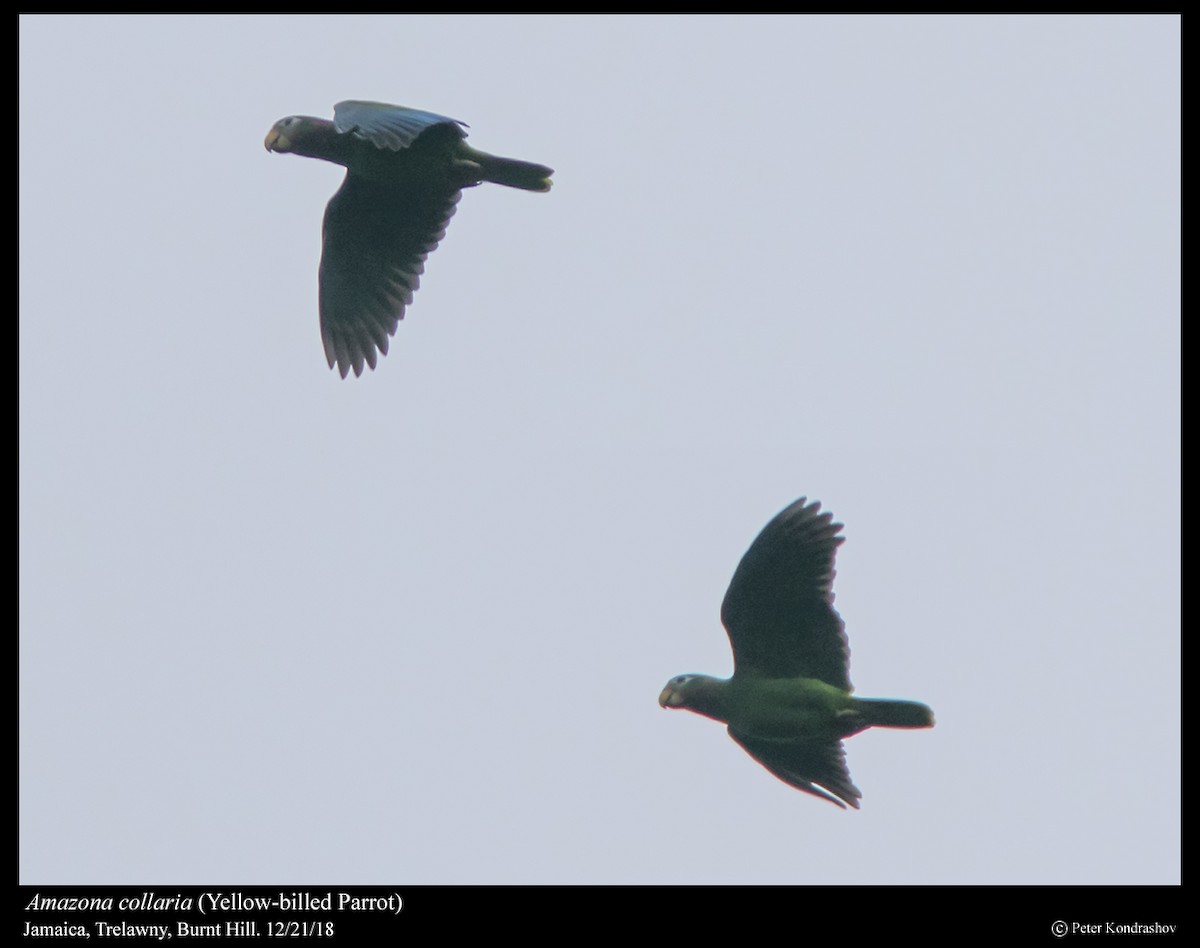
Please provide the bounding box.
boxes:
[857,698,935,729]
[461,145,554,192]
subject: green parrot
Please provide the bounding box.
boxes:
[265,101,553,378]
[659,497,934,808]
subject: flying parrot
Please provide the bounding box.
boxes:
[265,101,553,378]
[659,497,934,808]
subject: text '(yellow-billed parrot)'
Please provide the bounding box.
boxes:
[659,497,934,808]
[265,101,553,378]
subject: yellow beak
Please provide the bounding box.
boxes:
[264,127,289,152]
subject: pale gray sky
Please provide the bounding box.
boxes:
[20,14,1179,884]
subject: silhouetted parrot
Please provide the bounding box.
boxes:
[265,101,553,378]
[659,497,934,808]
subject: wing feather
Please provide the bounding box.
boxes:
[333,100,466,151]
[319,175,461,377]
[728,728,862,809]
[720,497,851,689]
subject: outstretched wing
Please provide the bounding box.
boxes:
[728,728,862,809]
[720,497,851,689]
[319,174,461,378]
[333,100,466,151]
